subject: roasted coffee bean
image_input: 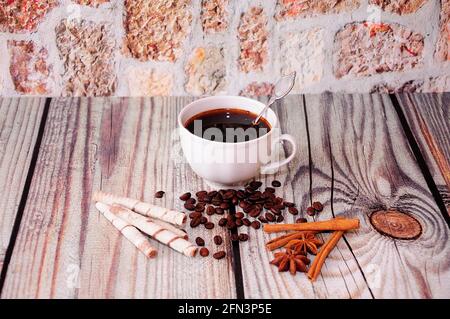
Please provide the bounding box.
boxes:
[184,203,196,211]
[220,202,230,210]
[306,206,316,216]
[218,218,228,226]
[155,191,165,198]
[212,200,222,206]
[242,218,251,226]
[189,212,202,219]
[249,208,261,218]
[195,237,205,246]
[265,187,275,193]
[223,191,234,200]
[186,198,196,205]
[276,215,284,223]
[249,181,263,189]
[190,217,201,228]
[235,212,244,219]
[258,216,268,223]
[288,207,299,215]
[271,180,281,187]
[213,251,226,260]
[200,248,209,257]
[239,200,248,209]
[275,197,284,205]
[296,217,308,223]
[230,234,239,242]
[206,205,215,215]
[215,207,225,215]
[213,235,223,245]
[179,192,191,201]
[248,193,261,202]
[196,191,208,198]
[239,234,249,242]
[270,207,281,216]
[251,221,261,229]
[265,212,275,222]
[231,196,239,205]
[208,190,218,197]
[200,196,211,203]
[227,221,237,230]
[264,202,274,210]
[235,219,243,227]
[226,214,235,222]
[195,203,206,212]
[312,201,324,212]
[274,204,285,211]
[200,216,208,224]
[204,222,215,229]
[284,201,295,207]
[245,186,255,194]
[236,190,246,199]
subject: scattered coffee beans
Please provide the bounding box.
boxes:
[296,217,308,223]
[251,221,261,229]
[213,251,226,260]
[204,222,215,229]
[206,206,215,215]
[179,180,312,261]
[230,234,239,242]
[179,192,191,201]
[306,206,316,216]
[218,218,227,226]
[200,248,209,257]
[271,180,281,187]
[155,191,165,198]
[312,201,324,212]
[214,235,223,245]
[195,237,205,246]
[239,234,249,242]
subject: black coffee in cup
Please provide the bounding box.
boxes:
[185,108,271,143]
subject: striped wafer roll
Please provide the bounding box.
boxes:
[95,202,157,258]
[108,204,197,257]
[93,191,186,227]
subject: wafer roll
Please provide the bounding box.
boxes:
[108,204,197,257]
[93,191,186,227]
[95,203,157,258]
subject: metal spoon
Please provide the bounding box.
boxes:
[252,71,297,126]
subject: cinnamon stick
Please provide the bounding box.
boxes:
[307,231,344,282]
[263,218,359,233]
[95,202,157,258]
[93,191,187,227]
[106,204,197,257]
[266,231,317,251]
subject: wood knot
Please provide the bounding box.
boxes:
[370,210,422,240]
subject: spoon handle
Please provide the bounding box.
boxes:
[253,96,277,125]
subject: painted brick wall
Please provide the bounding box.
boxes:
[0,0,449,96]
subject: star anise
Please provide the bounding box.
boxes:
[270,248,310,275]
[286,232,323,255]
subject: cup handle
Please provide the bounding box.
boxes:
[261,134,297,174]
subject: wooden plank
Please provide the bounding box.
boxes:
[396,94,450,213]
[1,97,237,299]
[239,95,374,299]
[303,94,450,298]
[0,98,45,271]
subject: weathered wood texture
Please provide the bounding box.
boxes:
[0,98,45,270]
[1,98,237,299]
[1,95,449,299]
[396,94,450,213]
[240,94,450,298]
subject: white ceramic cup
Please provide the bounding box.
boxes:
[178,96,297,187]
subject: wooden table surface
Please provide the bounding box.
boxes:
[0,94,449,299]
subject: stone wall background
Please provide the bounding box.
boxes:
[0,0,449,97]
